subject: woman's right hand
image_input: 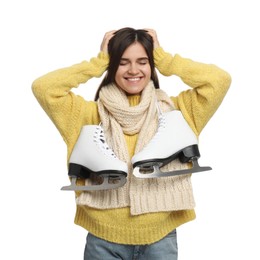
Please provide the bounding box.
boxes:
[100,30,116,53]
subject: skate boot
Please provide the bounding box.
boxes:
[131,110,212,178]
[61,125,128,191]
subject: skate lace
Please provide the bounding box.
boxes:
[144,114,166,148]
[154,102,167,138]
[93,126,117,159]
[154,114,166,138]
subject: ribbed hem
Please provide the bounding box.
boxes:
[74,206,196,245]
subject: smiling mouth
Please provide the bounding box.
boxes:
[126,77,142,82]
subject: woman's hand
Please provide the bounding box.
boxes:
[100,30,116,53]
[144,28,160,49]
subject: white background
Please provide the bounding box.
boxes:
[1,0,259,259]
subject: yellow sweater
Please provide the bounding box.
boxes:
[32,47,231,245]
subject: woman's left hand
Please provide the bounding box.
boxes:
[144,28,160,49]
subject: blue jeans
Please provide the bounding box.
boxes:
[84,229,178,260]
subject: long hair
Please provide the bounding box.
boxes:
[94,27,160,100]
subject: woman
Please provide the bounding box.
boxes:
[32,27,231,259]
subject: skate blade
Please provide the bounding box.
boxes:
[133,159,212,178]
[61,175,127,191]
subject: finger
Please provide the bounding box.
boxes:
[100,30,116,52]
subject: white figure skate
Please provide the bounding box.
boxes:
[61,125,128,191]
[132,110,212,178]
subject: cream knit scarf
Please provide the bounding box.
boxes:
[76,81,195,215]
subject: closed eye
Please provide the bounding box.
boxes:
[119,59,129,66]
[119,57,149,66]
[137,58,149,65]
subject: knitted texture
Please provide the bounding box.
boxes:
[32,47,231,244]
[76,82,196,215]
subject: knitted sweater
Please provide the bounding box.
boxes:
[32,47,231,245]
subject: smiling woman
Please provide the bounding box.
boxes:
[94,27,159,100]
[115,42,151,95]
[32,27,231,259]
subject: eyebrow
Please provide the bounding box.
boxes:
[120,57,149,61]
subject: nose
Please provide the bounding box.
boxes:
[128,63,139,74]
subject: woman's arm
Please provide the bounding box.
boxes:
[154,47,231,135]
[32,52,109,143]
[147,29,231,135]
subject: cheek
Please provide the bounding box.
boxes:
[144,67,152,78]
[115,70,125,86]
[115,67,126,79]
[143,64,151,74]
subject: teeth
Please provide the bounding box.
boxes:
[128,78,140,81]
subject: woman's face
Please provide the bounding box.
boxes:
[115,42,152,95]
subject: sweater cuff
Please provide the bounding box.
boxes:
[85,51,109,77]
[153,47,182,76]
[153,47,167,62]
[97,51,109,61]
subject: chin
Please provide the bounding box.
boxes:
[127,88,144,95]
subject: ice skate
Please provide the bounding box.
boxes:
[131,110,212,178]
[61,125,128,191]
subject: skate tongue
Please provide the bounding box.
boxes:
[61,175,127,191]
[133,158,212,178]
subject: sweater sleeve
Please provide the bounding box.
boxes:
[32,51,109,144]
[154,47,232,135]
